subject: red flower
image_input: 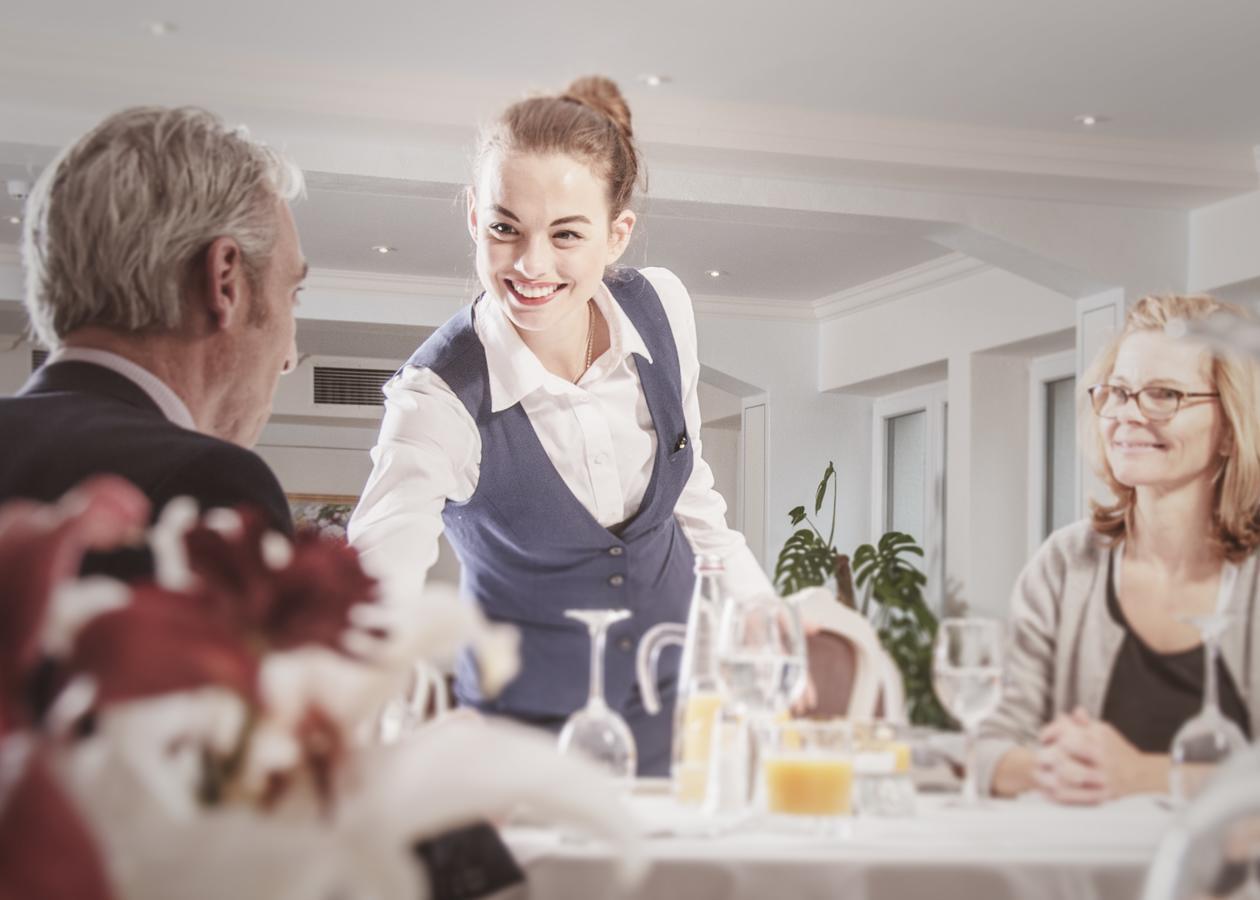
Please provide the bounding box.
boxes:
[0,477,149,735]
[0,744,115,900]
[182,510,378,653]
[68,583,260,708]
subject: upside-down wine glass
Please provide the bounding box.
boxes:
[932,618,1004,807]
[557,608,637,781]
[1170,612,1248,804]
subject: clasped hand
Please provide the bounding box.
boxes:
[1034,707,1144,804]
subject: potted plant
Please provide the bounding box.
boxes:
[773,462,952,728]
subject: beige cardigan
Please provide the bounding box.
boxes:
[975,519,1260,795]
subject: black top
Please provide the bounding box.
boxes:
[1101,554,1251,753]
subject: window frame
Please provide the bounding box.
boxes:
[870,381,947,609]
[1026,350,1079,556]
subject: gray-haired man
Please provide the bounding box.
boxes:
[0,106,305,544]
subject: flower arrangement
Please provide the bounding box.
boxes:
[0,477,641,900]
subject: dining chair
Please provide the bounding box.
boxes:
[1142,745,1260,900]
[791,586,906,722]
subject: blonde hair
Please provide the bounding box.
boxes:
[1082,294,1260,559]
[474,75,642,216]
[22,106,304,348]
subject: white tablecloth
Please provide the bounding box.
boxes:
[500,791,1172,900]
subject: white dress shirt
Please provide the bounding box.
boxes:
[48,346,196,430]
[349,267,771,602]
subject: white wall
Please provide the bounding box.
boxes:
[695,312,870,571]
[0,335,33,393]
[1189,190,1260,294]
[817,267,1077,616]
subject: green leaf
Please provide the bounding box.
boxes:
[813,461,835,514]
[788,506,806,526]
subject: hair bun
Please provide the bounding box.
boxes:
[562,76,633,139]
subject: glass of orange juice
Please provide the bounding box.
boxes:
[759,719,854,836]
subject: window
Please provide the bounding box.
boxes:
[872,383,947,607]
[1028,352,1078,553]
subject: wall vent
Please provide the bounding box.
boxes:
[31,349,49,372]
[312,365,393,406]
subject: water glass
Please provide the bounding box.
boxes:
[932,618,1004,806]
[852,720,916,817]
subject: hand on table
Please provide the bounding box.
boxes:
[1034,707,1144,804]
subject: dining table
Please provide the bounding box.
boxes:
[497,784,1173,900]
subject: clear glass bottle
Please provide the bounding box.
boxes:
[636,554,726,804]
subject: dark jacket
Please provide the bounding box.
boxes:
[0,361,292,576]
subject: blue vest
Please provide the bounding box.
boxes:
[406,270,696,774]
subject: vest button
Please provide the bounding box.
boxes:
[608,546,624,557]
[618,638,633,651]
[608,574,625,587]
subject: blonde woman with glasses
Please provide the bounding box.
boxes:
[976,294,1260,803]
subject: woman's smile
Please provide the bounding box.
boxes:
[505,278,566,306]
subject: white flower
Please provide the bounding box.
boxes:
[147,496,199,591]
[41,575,130,656]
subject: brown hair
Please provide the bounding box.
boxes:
[1081,294,1260,560]
[474,76,642,216]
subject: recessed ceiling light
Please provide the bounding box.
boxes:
[5,216,19,225]
[371,245,396,255]
[1073,114,1108,127]
[637,73,672,88]
[145,21,176,37]
[705,269,723,279]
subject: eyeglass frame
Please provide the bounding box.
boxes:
[1086,383,1221,421]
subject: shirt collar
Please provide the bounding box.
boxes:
[49,346,197,431]
[476,280,654,413]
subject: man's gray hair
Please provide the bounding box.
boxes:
[21,106,304,348]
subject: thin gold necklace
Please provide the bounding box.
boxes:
[577,301,595,383]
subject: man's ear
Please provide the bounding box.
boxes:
[466,189,479,242]
[606,209,636,265]
[202,236,246,331]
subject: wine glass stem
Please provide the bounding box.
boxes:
[1201,632,1221,717]
[962,726,979,805]
[588,622,607,706]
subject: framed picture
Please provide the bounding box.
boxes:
[287,493,358,541]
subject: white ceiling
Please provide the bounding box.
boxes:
[295,181,947,301]
[0,0,1257,319]
[3,0,1259,143]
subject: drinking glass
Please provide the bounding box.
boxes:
[852,720,916,817]
[714,592,809,716]
[932,618,1004,806]
[710,592,809,816]
[557,608,637,781]
[1170,612,1249,804]
[760,719,855,837]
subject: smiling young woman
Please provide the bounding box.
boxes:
[976,294,1260,804]
[347,76,772,776]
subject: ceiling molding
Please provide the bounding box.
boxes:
[641,101,1259,196]
[305,267,476,301]
[691,293,816,322]
[813,253,990,321]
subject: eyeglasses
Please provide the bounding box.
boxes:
[1087,384,1220,421]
